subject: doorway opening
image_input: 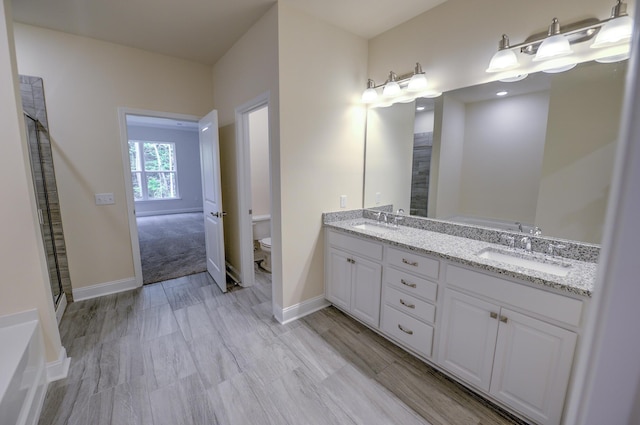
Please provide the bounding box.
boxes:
[236,94,273,290]
[119,109,206,285]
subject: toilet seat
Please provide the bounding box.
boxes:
[260,237,271,249]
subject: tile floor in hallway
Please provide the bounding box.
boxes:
[39,266,524,425]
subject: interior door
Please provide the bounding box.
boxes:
[199,110,226,292]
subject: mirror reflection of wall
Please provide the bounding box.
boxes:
[364,60,627,244]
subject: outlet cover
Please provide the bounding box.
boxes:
[340,195,347,208]
[95,193,115,205]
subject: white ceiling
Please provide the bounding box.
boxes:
[11,0,448,65]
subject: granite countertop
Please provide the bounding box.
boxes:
[325,218,596,297]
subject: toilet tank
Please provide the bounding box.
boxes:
[252,215,271,240]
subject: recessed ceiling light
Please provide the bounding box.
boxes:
[416,106,426,111]
[496,91,508,96]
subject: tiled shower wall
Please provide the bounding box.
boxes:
[410,132,433,217]
[20,75,73,304]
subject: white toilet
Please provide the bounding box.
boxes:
[252,215,271,273]
[258,237,272,272]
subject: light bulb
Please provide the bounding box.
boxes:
[534,18,573,62]
[361,88,378,103]
[486,49,519,72]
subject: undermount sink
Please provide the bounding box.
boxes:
[351,222,395,233]
[476,247,572,277]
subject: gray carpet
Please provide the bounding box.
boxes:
[137,212,207,285]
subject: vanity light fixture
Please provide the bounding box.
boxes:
[496,91,508,96]
[382,71,401,97]
[362,62,439,106]
[486,0,634,77]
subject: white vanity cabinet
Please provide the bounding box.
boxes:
[325,230,383,328]
[438,265,581,425]
[381,246,440,358]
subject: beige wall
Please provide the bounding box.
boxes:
[0,0,61,361]
[278,3,368,307]
[212,5,281,302]
[13,24,213,289]
[249,106,271,217]
[368,0,629,96]
[364,103,415,211]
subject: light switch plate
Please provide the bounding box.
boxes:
[95,193,115,205]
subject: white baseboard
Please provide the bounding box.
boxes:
[0,309,38,327]
[135,207,203,217]
[55,295,67,325]
[273,295,330,325]
[46,347,70,382]
[73,277,139,301]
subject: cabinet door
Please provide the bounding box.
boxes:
[326,249,352,311]
[438,289,500,391]
[351,256,382,327]
[490,308,577,425]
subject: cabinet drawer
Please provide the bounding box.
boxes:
[387,247,439,280]
[384,286,436,324]
[382,305,434,357]
[446,264,583,328]
[327,230,383,261]
[386,267,437,302]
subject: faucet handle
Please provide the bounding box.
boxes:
[500,234,515,249]
[547,243,566,257]
[531,226,542,236]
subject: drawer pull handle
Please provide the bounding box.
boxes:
[398,324,414,335]
[500,315,508,323]
[400,279,417,288]
[490,312,498,319]
[400,299,415,309]
[402,258,418,267]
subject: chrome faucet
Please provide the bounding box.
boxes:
[532,226,542,236]
[376,211,387,225]
[521,236,532,253]
[393,209,405,227]
[500,234,516,249]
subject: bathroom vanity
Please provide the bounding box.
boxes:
[323,210,596,425]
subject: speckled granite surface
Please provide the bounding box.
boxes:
[325,217,596,297]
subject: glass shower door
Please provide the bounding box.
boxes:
[24,114,64,306]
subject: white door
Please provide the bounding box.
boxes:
[351,256,382,327]
[490,308,577,425]
[326,248,352,311]
[438,289,500,391]
[199,111,226,292]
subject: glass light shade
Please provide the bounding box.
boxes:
[361,88,378,103]
[408,73,428,91]
[533,34,573,61]
[486,49,519,72]
[595,43,631,62]
[382,81,401,97]
[542,63,577,73]
[499,74,529,82]
[591,16,634,48]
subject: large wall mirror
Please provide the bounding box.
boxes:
[363,60,628,244]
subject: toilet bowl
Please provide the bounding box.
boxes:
[259,237,272,272]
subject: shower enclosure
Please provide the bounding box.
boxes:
[20,75,72,307]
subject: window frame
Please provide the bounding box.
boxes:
[129,140,180,201]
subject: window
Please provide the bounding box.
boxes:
[129,141,179,200]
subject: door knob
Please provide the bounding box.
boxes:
[210,211,228,218]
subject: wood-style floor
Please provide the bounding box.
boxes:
[39,266,524,425]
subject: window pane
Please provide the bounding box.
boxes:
[143,142,176,171]
[129,141,141,171]
[146,172,178,199]
[132,172,143,200]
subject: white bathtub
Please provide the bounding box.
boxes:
[0,310,48,425]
